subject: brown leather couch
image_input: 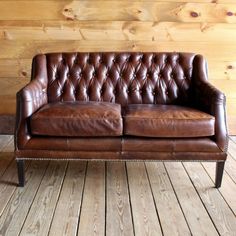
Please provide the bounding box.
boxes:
[15,52,228,187]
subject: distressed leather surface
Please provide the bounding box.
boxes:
[15,52,228,161]
[31,101,122,137]
[123,104,215,137]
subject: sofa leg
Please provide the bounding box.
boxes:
[17,160,25,187]
[215,161,225,188]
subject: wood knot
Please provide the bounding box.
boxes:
[21,71,27,77]
[190,11,199,17]
[227,11,234,16]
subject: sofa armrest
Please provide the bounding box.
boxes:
[193,55,228,152]
[15,54,48,150]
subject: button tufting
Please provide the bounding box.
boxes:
[67,73,70,77]
[170,74,174,78]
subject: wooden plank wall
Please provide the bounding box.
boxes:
[0,0,236,134]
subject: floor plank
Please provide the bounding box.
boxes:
[19,161,67,236]
[1,136,14,152]
[202,162,236,215]
[0,135,12,152]
[228,139,236,161]
[0,135,235,236]
[224,155,236,183]
[106,162,134,236]
[126,162,162,236]
[145,162,191,236]
[0,152,14,177]
[48,161,87,236]
[230,136,236,143]
[0,160,30,217]
[77,162,105,236]
[184,162,236,236]
[165,162,219,236]
[0,161,48,236]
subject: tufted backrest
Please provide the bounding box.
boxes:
[41,52,197,106]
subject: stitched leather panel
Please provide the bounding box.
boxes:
[123,138,220,152]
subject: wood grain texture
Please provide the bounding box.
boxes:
[126,162,162,236]
[0,152,14,177]
[165,162,218,235]
[224,155,236,183]
[2,40,236,59]
[0,136,13,152]
[106,162,134,236]
[49,162,87,236]
[19,161,67,236]
[145,162,191,236]
[1,2,236,23]
[1,136,14,152]
[77,162,105,236]
[202,162,236,215]
[1,21,236,42]
[0,161,48,236]
[0,160,30,217]
[183,162,236,235]
[228,139,236,161]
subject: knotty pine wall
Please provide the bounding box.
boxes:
[0,0,236,134]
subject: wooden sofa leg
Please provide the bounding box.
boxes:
[17,160,25,187]
[215,161,225,188]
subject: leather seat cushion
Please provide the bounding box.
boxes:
[30,101,123,137]
[123,104,215,137]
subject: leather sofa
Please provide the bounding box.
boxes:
[14,52,228,187]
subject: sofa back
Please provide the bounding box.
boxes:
[42,52,197,106]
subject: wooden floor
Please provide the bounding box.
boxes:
[0,136,236,236]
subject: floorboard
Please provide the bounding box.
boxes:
[202,162,236,215]
[126,162,162,236]
[77,162,105,236]
[0,135,235,236]
[48,161,87,236]
[184,162,236,235]
[106,162,134,236]
[19,161,67,236]
[0,161,48,236]
[165,162,219,236]
[145,162,191,236]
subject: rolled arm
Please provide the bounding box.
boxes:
[193,55,228,152]
[15,54,48,150]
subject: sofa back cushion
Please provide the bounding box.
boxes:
[44,52,196,106]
